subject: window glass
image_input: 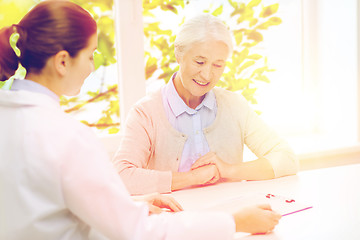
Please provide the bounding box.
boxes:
[143,0,359,155]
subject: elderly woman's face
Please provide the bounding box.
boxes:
[176,40,228,98]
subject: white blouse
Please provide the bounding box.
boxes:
[0,84,235,240]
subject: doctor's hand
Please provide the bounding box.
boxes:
[133,192,183,214]
[191,152,232,179]
[233,204,282,234]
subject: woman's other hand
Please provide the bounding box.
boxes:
[191,152,232,178]
[190,163,220,186]
[171,164,220,191]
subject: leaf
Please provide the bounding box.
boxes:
[145,56,158,79]
[232,48,248,67]
[247,54,262,60]
[212,5,223,16]
[228,0,238,9]
[247,31,263,42]
[249,18,258,27]
[250,66,268,78]
[260,3,279,18]
[234,30,243,45]
[241,88,258,104]
[93,50,105,69]
[237,6,254,24]
[234,78,252,90]
[256,17,282,30]
[97,32,116,66]
[108,127,120,134]
[238,61,256,73]
[269,16,282,25]
[242,42,257,48]
[247,0,261,8]
[161,4,178,14]
[143,11,155,18]
[255,75,270,83]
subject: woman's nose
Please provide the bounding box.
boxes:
[200,64,212,81]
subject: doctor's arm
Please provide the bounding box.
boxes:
[61,128,237,240]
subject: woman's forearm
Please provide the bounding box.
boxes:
[224,158,275,181]
[171,171,195,191]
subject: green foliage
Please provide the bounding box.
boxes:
[1,0,282,134]
[0,0,120,134]
[57,0,121,134]
[143,0,186,83]
[217,1,282,104]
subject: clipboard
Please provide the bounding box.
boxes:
[202,192,313,216]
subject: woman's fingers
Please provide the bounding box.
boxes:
[191,152,216,170]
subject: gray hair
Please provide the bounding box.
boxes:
[174,13,233,58]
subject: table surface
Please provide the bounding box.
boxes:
[170,163,360,240]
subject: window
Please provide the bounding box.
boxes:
[115,0,360,166]
[62,0,120,136]
[6,0,358,165]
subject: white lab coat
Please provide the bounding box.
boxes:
[0,88,235,240]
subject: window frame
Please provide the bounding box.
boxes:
[110,0,360,170]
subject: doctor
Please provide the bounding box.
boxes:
[0,1,281,239]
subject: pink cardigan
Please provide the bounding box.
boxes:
[113,87,298,194]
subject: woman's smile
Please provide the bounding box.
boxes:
[193,78,210,86]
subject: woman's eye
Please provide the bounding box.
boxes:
[214,64,222,68]
[196,61,204,65]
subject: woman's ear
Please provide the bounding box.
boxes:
[53,50,70,77]
[175,52,181,64]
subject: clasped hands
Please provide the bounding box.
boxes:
[190,151,233,186]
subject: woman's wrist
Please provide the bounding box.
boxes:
[219,162,240,180]
[171,171,196,191]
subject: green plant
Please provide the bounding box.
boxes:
[0,0,121,134]
[219,0,281,104]
[60,0,120,134]
[143,0,187,83]
[1,0,282,134]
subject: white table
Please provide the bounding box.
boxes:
[170,163,360,240]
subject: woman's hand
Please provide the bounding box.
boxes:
[171,164,220,191]
[191,152,232,179]
[233,204,282,234]
[190,164,220,186]
[133,192,183,214]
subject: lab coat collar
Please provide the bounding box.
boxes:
[0,89,61,110]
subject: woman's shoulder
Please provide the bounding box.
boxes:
[213,87,248,106]
[134,88,162,107]
[130,88,164,116]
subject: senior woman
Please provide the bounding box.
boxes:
[113,13,298,195]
